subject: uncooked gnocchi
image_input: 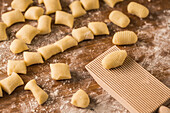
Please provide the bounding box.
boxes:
[37,15,52,34]
[102,50,127,69]
[80,0,99,11]
[1,10,25,27]
[0,22,7,41]
[71,89,90,108]
[112,31,138,45]
[0,72,24,95]
[11,0,33,12]
[69,1,86,18]
[38,0,43,4]
[44,0,62,14]
[7,60,27,75]
[109,10,130,28]
[55,36,78,52]
[127,2,149,18]
[50,63,71,80]
[0,85,2,97]
[16,24,40,44]
[88,22,109,35]
[24,7,44,20]
[159,106,170,113]
[104,0,123,7]
[24,79,48,105]
[55,11,74,28]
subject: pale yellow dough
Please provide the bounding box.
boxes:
[24,7,44,20]
[159,106,170,113]
[104,0,123,7]
[38,0,43,4]
[80,0,99,11]
[0,22,7,41]
[0,85,2,97]
[11,0,33,12]
[44,0,62,14]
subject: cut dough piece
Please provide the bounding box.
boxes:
[88,22,109,35]
[112,31,138,45]
[24,7,44,20]
[0,22,7,41]
[23,52,44,66]
[0,72,24,95]
[102,50,127,69]
[159,106,170,113]
[80,0,99,11]
[37,44,61,60]
[7,60,27,75]
[44,0,62,14]
[109,10,130,28]
[127,2,149,18]
[104,0,123,7]
[24,79,48,105]
[0,85,2,97]
[11,0,33,12]
[71,89,90,108]
[72,27,94,42]
[16,24,40,44]
[50,63,71,80]
[38,0,43,4]
[1,10,25,27]
[69,1,86,18]
[10,39,29,54]
[37,15,52,34]
[55,11,74,28]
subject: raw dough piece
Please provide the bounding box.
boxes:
[10,39,29,54]
[88,22,109,35]
[72,27,94,42]
[127,2,149,18]
[24,7,44,20]
[7,60,27,75]
[55,11,74,28]
[0,85,2,97]
[50,63,71,80]
[16,24,40,44]
[0,22,7,41]
[38,0,43,4]
[0,72,24,94]
[71,89,90,108]
[23,52,44,66]
[69,1,86,18]
[37,15,52,34]
[44,0,62,14]
[55,35,78,52]
[112,31,138,45]
[24,79,48,105]
[102,50,127,69]
[11,0,33,12]
[1,10,25,27]
[109,10,130,28]
[104,0,123,7]
[80,0,99,11]
[37,44,61,60]
[159,106,170,113]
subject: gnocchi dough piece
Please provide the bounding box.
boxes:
[37,15,52,34]
[112,31,138,45]
[24,79,48,105]
[0,85,2,97]
[109,10,130,28]
[7,60,27,75]
[102,50,127,69]
[1,10,25,27]
[69,1,86,18]
[0,22,7,41]
[72,27,94,42]
[24,7,44,20]
[37,44,61,60]
[38,0,43,4]
[55,11,74,28]
[10,39,29,54]
[0,72,24,95]
[104,0,123,7]
[127,2,149,18]
[80,0,99,11]
[44,0,62,14]
[159,106,170,113]
[50,63,71,80]
[71,89,90,108]
[11,0,33,12]
[23,52,44,66]
[88,22,109,35]
[16,24,40,44]
[55,36,78,52]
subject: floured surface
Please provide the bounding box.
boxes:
[0,0,170,112]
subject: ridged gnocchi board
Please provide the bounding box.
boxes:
[85,46,170,113]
